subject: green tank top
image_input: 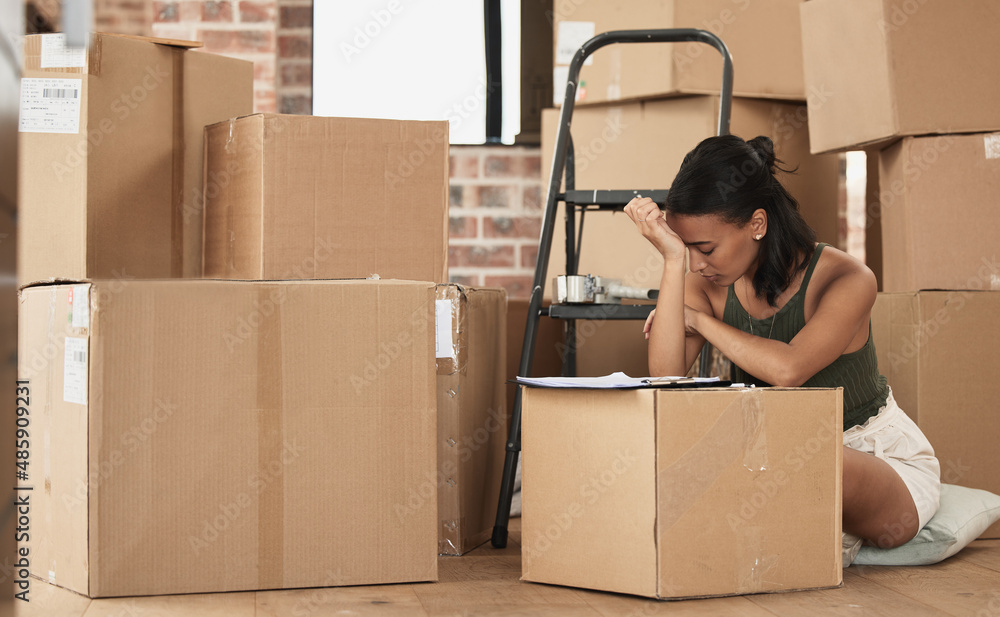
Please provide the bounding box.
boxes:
[722,243,889,431]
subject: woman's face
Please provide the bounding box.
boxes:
[664,211,762,287]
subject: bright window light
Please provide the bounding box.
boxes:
[313,1,520,145]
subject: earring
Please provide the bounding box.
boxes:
[754,234,763,241]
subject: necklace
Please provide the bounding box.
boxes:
[743,277,776,339]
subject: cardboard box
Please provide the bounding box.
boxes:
[18,279,438,597]
[521,386,843,598]
[539,97,840,374]
[553,0,806,106]
[877,133,1000,292]
[872,291,1000,538]
[436,285,508,555]
[203,114,449,282]
[18,33,252,285]
[552,0,807,106]
[800,0,1000,153]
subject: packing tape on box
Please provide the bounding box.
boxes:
[255,284,285,589]
[658,389,769,533]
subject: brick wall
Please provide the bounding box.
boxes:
[448,146,545,299]
[94,0,150,35]
[276,0,311,114]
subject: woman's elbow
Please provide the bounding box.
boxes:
[771,364,808,388]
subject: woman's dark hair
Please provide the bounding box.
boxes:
[666,134,816,306]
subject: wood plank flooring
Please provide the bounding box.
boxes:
[13,518,1000,617]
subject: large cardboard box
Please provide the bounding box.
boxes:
[540,97,839,375]
[552,0,806,106]
[521,386,843,598]
[203,114,449,282]
[872,291,1000,538]
[877,133,1000,292]
[18,33,253,284]
[18,279,438,597]
[436,284,508,555]
[800,0,1000,154]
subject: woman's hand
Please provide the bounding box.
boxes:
[643,309,655,340]
[623,196,686,261]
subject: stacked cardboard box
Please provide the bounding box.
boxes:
[542,1,841,377]
[17,32,505,597]
[800,1,1000,537]
[18,33,253,283]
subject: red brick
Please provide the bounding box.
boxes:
[199,28,274,53]
[522,185,543,210]
[478,186,515,209]
[484,153,544,179]
[280,5,312,29]
[521,245,539,269]
[279,62,312,87]
[201,1,233,22]
[450,152,479,179]
[179,1,203,22]
[239,1,275,23]
[449,217,477,239]
[448,246,515,268]
[279,94,312,115]
[253,60,275,82]
[483,276,534,300]
[153,2,179,23]
[278,34,311,59]
[254,89,276,113]
[483,216,541,239]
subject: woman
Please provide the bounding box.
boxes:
[626,134,940,563]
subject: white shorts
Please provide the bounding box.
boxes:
[841,388,941,564]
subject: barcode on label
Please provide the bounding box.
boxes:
[72,350,86,363]
[42,88,79,99]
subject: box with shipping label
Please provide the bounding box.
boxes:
[18,33,253,284]
[552,0,806,106]
[876,133,1000,292]
[521,386,843,599]
[872,290,1000,538]
[436,284,508,555]
[540,97,840,375]
[800,0,1000,153]
[202,113,449,283]
[17,278,438,597]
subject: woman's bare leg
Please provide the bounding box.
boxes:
[843,445,919,548]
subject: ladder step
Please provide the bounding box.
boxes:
[546,303,656,320]
[561,189,668,209]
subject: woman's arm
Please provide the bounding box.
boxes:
[689,261,877,386]
[624,196,715,377]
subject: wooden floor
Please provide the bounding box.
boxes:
[16,518,1000,617]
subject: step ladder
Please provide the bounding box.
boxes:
[491,28,734,548]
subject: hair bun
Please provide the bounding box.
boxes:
[747,135,777,174]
